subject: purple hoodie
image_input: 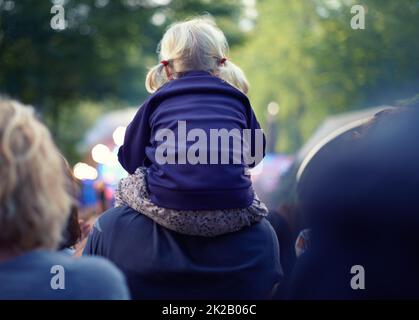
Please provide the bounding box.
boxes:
[118,70,265,210]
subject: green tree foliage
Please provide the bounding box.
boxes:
[236,0,419,152]
[2,0,418,161]
[0,0,244,163]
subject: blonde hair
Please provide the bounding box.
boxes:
[0,98,71,251]
[146,16,249,94]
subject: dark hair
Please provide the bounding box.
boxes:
[58,160,81,250]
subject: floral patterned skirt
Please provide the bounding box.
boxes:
[115,167,269,237]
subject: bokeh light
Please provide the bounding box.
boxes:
[73,162,98,180]
[91,144,115,165]
[112,126,126,147]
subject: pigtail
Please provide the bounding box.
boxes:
[218,60,250,95]
[145,63,170,93]
[146,17,250,94]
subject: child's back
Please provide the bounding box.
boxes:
[119,69,265,210]
[117,16,268,237]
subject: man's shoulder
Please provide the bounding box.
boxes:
[70,255,125,284]
[94,205,139,232]
[61,253,130,299]
[44,251,124,283]
[1,251,130,299]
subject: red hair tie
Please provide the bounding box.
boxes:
[160,60,173,80]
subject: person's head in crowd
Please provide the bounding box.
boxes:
[0,98,130,300]
[58,205,81,251]
[58,160,82,251]
[0,98,71,255]
[288,106,419,299]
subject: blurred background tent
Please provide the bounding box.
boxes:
[295,105,394,180]
[82,107,136,149]
[253,105,396,211]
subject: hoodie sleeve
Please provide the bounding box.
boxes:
[118,101,151,174]
[246,105,266,168]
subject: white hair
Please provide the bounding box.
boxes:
[0,98,71,251]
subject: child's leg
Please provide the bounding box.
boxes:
[115,167,269,237]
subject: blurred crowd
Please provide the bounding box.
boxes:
[1,96,418,300]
